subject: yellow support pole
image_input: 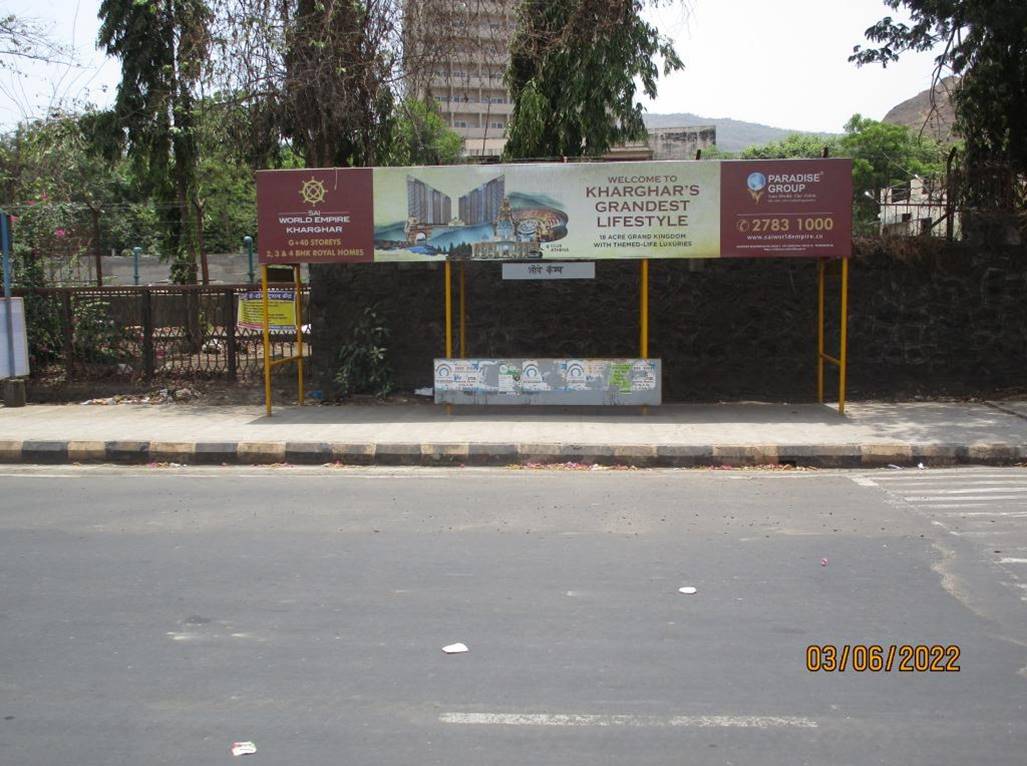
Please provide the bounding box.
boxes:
[640,258,650,415]
[459,261,466,358]
[261,264,272,417]
[444,260,453,414]
[817,259,825,403]
[444,260,453,358]
[294,264,304,406]
[640,258,649,358]
[838,257,849,416]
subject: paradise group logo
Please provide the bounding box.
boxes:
[746,172,767,204]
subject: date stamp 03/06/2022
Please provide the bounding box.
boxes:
[806,644,961,673]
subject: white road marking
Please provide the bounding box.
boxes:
[848,476,878,487]
[882,475,1027,481]
[868,473,1027,596]
[890,487,1027,496]
[871,483,1027,491]
[899,496,1027,503]
[872,471,1027,480]
[942,511,1027,518]
[959,531,1006,537]
[930,504,1008,510]
[438,712,817,729]
[870,468,1027,474]
[874,473,1027,480]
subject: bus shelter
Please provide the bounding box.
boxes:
[255,158,852,416]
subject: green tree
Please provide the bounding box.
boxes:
[841,114,945,230]
[283,0,397,167]
[740,118,945,232]
[98,0,211,282]
[504,0,682,159]
[211,0,403,169]
[386,99,462,166]
[0,113,159,280]
[694,144,735,160]
[189,97,263,254]
[739,133,841,160]
[851,1,1027,210]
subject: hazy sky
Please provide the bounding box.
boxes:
[641,0,942,132]
[0,0,942,133]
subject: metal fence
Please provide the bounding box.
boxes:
[17,284,310,381]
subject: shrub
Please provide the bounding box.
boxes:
[332,305,393,399]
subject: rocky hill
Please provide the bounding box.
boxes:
[882,76,959,143]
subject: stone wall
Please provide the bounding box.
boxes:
[308,241,1027,401]
[96,253,306,286]
[648,126,718,160]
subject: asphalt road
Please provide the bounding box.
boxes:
[1,465,1025,765]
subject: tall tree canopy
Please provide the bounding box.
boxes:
[504,0,682,159]
[212,0,426,168]
[282,0,396,167]
[851,1,1027,212]
[98,0,211,281]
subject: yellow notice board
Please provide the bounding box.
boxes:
[238,289,296,331]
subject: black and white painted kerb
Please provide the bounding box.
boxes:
[0,439,1024,467]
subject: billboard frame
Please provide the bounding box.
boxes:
[255,158,851,417]
[259,263,305,417]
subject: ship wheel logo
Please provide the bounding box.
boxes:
[299,177,327,206]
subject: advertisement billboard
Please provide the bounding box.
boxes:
[256,168,374,264]
[720,160,853,258]
[257,159,851,263]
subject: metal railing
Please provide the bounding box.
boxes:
[16,284,309,381]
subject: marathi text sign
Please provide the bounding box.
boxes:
[237,289,297,331]
[502,262,595,280]
[257,159,851,263]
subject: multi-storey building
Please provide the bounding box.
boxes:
[405,2,717,162]
[407,0,518,158]
[458,175,505,225]
[406,176,452,224]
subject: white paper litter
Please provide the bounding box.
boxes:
[442,642,469,654]
[231,741,257,756]
[887,464,903,470]
[917,462,926,470]
[415,387,433,396]
[678,586,697,595]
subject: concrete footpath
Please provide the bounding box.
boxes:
[1,399,1026,467]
